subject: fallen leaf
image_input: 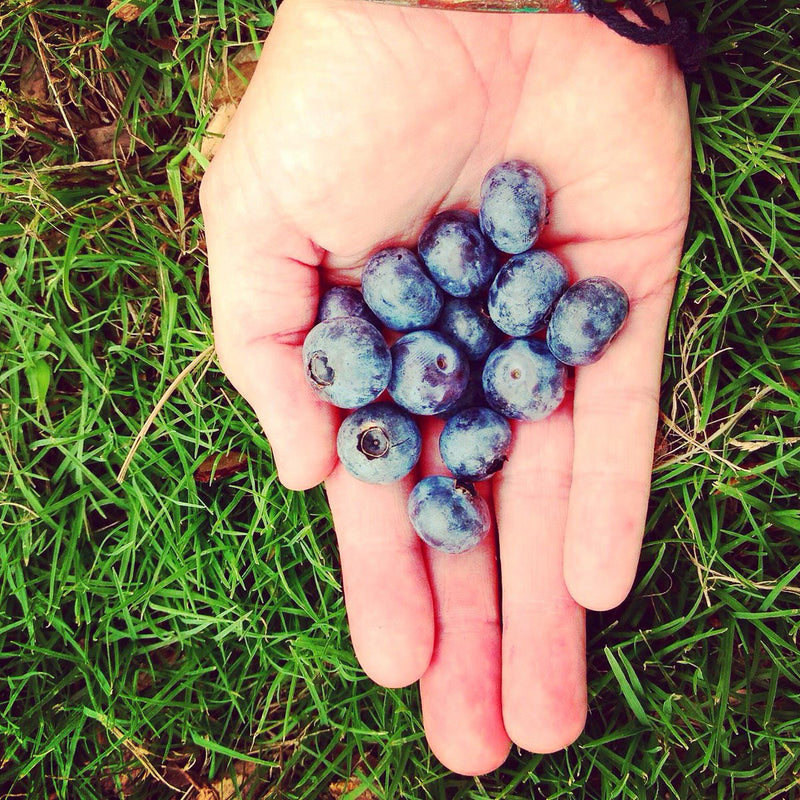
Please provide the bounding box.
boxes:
[199,102,238,163]
[209,760,259,800]
[211,50,259,108]
[99,762,146,799]
[19,51,48,103]
[135,669,152,692]
[772,326,797,341]
[150,36,177,50]
[194,450,248,483]
[329,778,378,800]
[109,0,143,22]
[653,428,669,463]
[186,45,260,174]
[83,123,133,160]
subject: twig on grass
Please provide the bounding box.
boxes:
[27,12,78,146]
[116,344,216,483]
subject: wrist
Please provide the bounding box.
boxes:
[354,0,660,12]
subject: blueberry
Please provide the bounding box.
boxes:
[336,402,421,484]
[389,330,470,415]
[479,160,547,254]
[436,297,499,361]
[317,286,379,326]
[439,407,512,481]
[407,476,491,554]
[482,338,566,421]
[302,317,391,409]
[546,277,630,366]
[418,210,498,297]
[488,250,569,337]
[361,247,442,331]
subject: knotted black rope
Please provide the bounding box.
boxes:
[583,0,707,74]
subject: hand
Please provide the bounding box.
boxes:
[200,0,690,774]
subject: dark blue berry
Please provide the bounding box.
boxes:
[488,250,569,336]
[436,297,499,361]
[361,247,442,331]
[408,476,491,554]
[317,286,379,326]
[546,277,629,366]
[439,407,512,481]
[388,330,470,416]
[336,402,421,484]
[418,210,498,297]
[482,338,566,421]
[302,317,391,409]
[479,160,547,254]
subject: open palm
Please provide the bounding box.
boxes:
[200,0,690,774]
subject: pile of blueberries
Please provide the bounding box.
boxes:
[302,161,629,554]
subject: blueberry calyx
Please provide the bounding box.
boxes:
[454,479,477,498]
[308,352,334,386]
[358,426,390,459]
[485,455,508,477]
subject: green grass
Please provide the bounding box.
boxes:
[1,0,799,798]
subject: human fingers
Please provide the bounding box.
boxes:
[324,464,435,688]
[200,166,339,491]
[416,418,510,775]
[558,239,681,610]
[494,404,587,753]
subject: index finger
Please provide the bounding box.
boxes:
[200,160,339,491]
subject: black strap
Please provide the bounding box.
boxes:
[583,0,707,74]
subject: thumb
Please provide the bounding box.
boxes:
[200,163,339,491]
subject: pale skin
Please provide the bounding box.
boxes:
[200,0,690,775]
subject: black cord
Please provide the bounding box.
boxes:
[583,0,707,74]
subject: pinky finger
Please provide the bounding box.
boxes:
[564,288,673,610]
